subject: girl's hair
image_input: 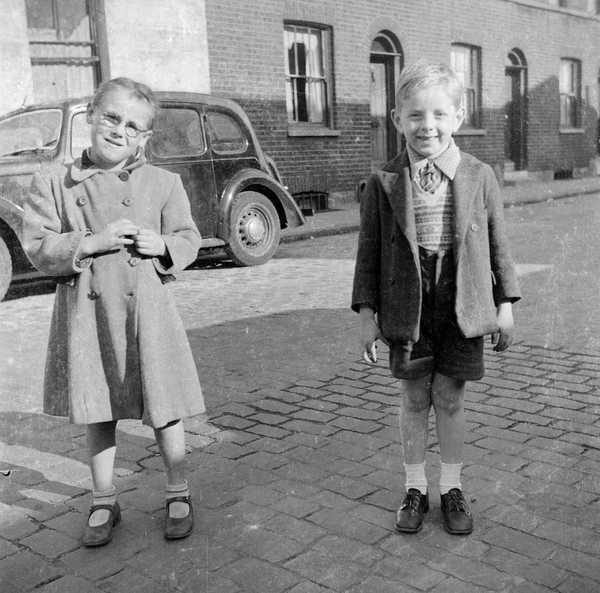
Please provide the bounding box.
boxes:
[89,77,160,127]
[396,62,464,109]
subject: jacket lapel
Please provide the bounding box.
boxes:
[377,153,417,243]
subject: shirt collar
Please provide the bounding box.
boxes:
[68,148,146,183]
[407,138,461,180]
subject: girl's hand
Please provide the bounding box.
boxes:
[492,302,514,352]
[80,218,138,255]
[360,307,382,363]
[134,228,166,257]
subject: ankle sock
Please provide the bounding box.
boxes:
[439,462,462,495]
[404,462,427,495]
[166,480,190,519]
[89,486,117,527]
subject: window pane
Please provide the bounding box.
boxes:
[306,30,323,77]
[57,0,89,40]
[70,110,91,159]
[150,108,205,157]
[26,0,54,29]
[285,79,296,121]
[284,29,296,75]
[306,80,326,123]
[0,109,62,157]
[206,111,249,154]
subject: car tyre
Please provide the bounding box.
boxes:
[226,191,280,266]
[0,236,12,301]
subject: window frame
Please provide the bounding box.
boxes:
[148,105,208,160]
[205,109,250,156]
[450,43,482,130]
[559,57,582,130]
[283,20,337,135]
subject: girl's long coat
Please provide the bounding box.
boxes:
[352,151,521,344]
[23,157,205,428]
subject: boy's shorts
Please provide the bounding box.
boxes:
[389,247,484,382]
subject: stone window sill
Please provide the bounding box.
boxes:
[288,126,341,137]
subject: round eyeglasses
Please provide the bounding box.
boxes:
[97,112,150,138]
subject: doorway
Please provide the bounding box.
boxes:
[370,32,402,170]
[504,49,528,171]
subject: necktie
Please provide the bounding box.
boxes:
[417,161,441,193]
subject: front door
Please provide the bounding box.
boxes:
[370,56,397,170]
[504,66,527,170]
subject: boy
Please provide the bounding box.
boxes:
[352,62,520,535]
[23,78,204,545]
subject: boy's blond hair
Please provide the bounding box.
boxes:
[89,77,160,128]
[396,62,464,109]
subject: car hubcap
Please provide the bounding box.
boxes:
[239,209,268,246]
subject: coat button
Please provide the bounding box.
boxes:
[118,171,129,181]
[76,196,88,206]
[122,197,133,206]
[471,223,480,232]
[87,290,99,300]
[128,257,140,267]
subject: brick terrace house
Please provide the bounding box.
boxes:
[2,0,600,201]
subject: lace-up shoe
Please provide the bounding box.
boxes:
[395,488,429,533]
[440,488,473,535]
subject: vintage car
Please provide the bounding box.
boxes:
[0,92,304,300]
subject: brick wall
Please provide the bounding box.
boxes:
[205,0,600,195]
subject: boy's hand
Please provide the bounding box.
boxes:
[134,228,167,257]
[492,302,514,352]
[81,218,139,255]
[360,307,382,363]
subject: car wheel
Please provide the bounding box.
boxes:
[226,191,281,266]
[0,236,12,301]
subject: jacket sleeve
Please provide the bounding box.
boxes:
[351,173,382,313]
[484,165,521,304]
[22,172,91,276]
[153,174,201,274]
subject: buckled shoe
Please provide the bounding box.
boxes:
[440,488,473,535]
[164,495,194,540]
[395,488,429,533]
[82,502,121,547]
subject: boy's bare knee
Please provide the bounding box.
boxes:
[399,377,431,413]
[432,375,465,414]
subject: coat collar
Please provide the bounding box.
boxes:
[68,149,147,184]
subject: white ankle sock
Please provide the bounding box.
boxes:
[404,462,427,494]
[439,462,462,495]
[166,480,190,519]
[89,486,117,527]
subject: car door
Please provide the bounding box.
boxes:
[204,107,261,198]
[148,104,218,238]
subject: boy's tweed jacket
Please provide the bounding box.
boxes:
[352,150,521,344]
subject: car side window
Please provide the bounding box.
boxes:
[150,107,205,158]
[71,111,91,160]
[206,111,249,155]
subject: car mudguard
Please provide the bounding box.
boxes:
[218,168,304,240]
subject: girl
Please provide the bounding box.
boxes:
[23,77,204,545]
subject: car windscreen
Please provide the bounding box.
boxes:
[0,109,63,157]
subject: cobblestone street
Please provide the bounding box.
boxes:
[1,194,600,592]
